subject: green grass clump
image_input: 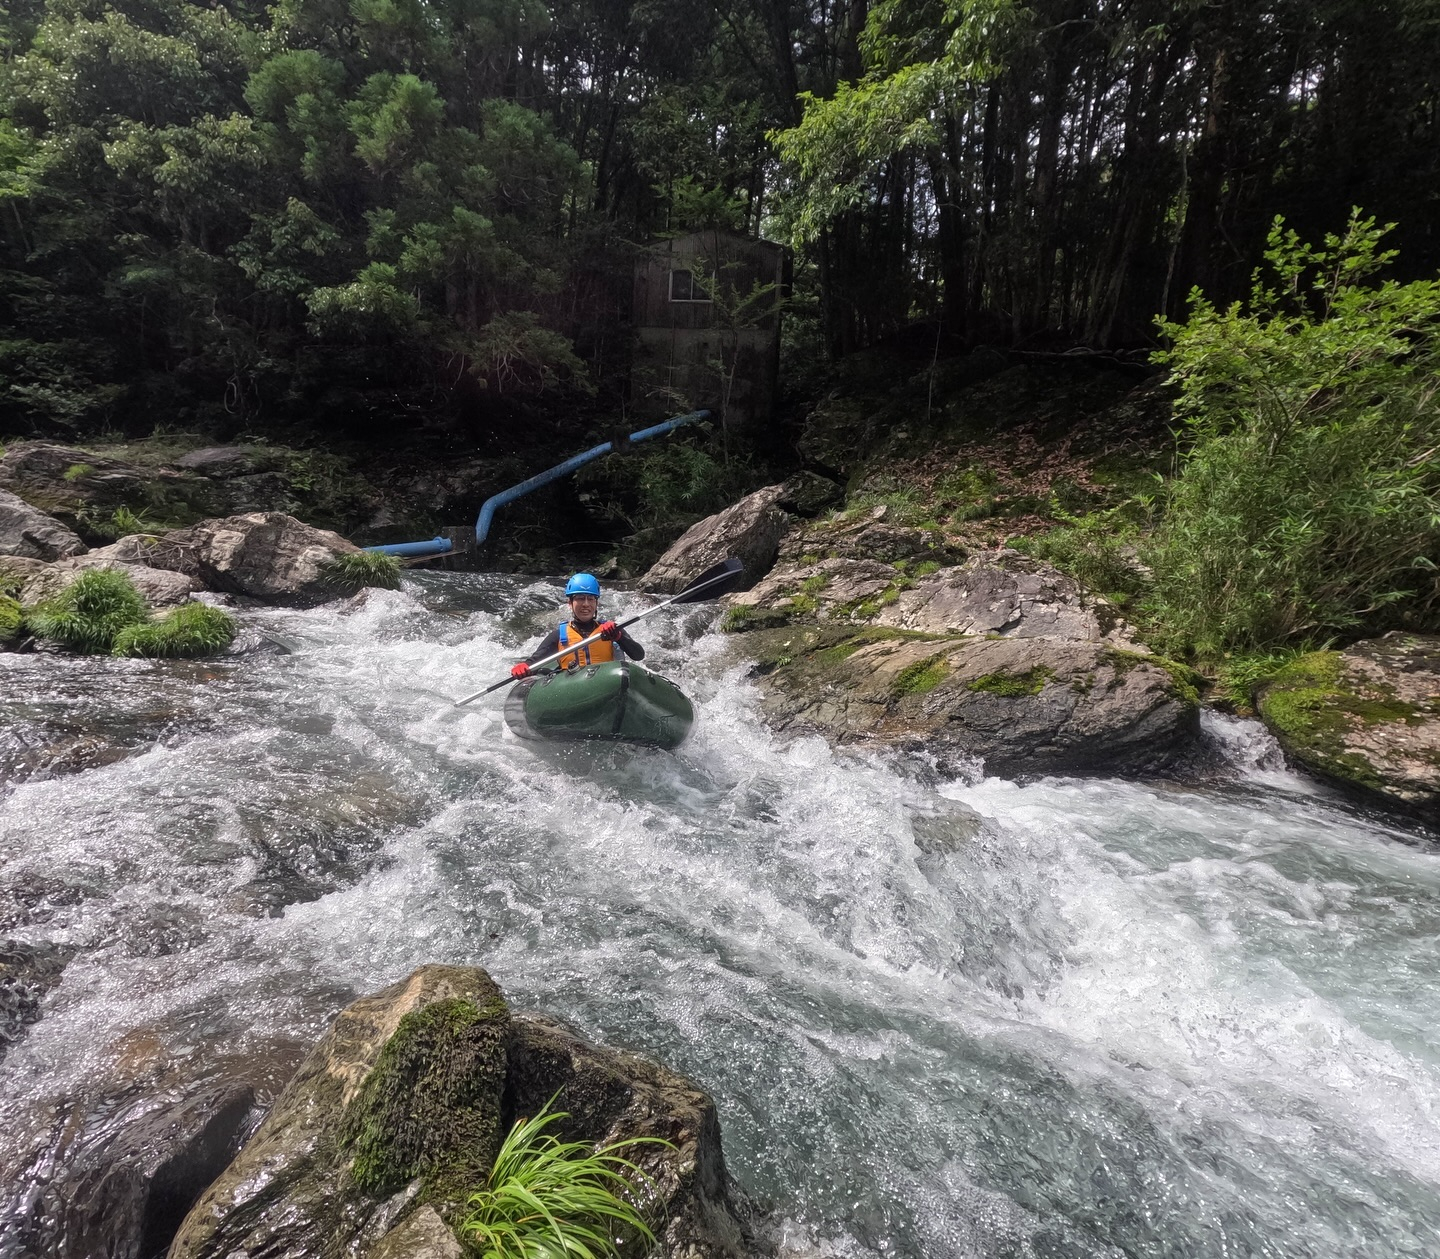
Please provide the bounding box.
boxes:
[62,461,95,482]
[1216,648,1304,709]
[893,655,950,696]
[1012,507,1148,602]
[967,666,1054,697]
[112,601,238,657]
[458,1099,670,1259]
[27,568,148,653]
[322,550,403,592]
[721,603,792,632]
[0,595,22,644]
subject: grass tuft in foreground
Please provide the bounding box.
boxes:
[27,568,147,652]
[112,601,238,657]
[458,1099,670,1259]
[0,595,22,644]
[322,550,402,592]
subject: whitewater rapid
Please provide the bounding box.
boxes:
[2,574,1438,1257]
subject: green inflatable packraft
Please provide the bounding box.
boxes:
[504,660,694,750]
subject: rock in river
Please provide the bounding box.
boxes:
[1257,632,1440,822]
[750,626,1200,778]
[170,964,754,1259]
[125,512,362,602]
[644,484,790,593]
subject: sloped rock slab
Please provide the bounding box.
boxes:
[1258,634,1440,822]
[756,629,1199,778]
[876,551,1136,643]
[644,485,790,593]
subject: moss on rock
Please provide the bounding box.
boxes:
[892,655,951,696]
[0,594,22,644]
[967,666,1055,697]
[339,992,510,1203]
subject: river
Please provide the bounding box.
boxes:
[2,574,1438,1257]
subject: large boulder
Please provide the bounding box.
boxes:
[1257,633,1440,821]
[130,512,362,601]
[750,626,1200,777]
[170,965,754,1259]
[0,489,86,561]
[644,485,790,593]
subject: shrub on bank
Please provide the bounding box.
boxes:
[26,568,147,652]
[1145,213,1440,657]
[112,601,238,657]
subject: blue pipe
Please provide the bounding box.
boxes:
[475,409,709,545]
[364,537,454,558]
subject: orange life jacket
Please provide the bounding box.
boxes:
[556,620,616,670]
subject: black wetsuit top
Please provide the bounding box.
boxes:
[527,619,645,666]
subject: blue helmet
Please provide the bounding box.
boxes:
[565,572,601,598]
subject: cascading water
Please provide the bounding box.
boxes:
[2,574,1438,1257]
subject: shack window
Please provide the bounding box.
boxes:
[669,269,711,302]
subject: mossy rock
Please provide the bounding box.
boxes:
[1257,638,1440,818]
[169,966,510,1259]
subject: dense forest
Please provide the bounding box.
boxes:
[1,0,1437,440]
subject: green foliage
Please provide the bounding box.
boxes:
[62,462,95,481]
[967,666,1053,697]
[721,603,791,632]
[27,568,148,653]
[457,1098,669,1259]
[1013,507,1148,602]
[576,435,756,536]
[0,594,22,643]
[1145,213,1440,656]
[893,654,950,696]
[322,550,403,593]
[112,600,237,657]
[341,995,509,1201]
[1216,648,1305,710]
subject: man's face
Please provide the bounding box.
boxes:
[568,593,599,622]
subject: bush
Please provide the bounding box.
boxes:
[112,601,238,657]
[1145,212,1440,656]
[27,568,148,653]
[457,1100,669,1259]
[1013,507,1149,602]
[321,550,403,592]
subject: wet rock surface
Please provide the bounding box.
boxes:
[0,939,74,1066]
[748,625,1200,778]
[170,964,757,1259]
[645,485,790,593]
[1258,633,1440,821]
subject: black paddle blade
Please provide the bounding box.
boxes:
[668,556,745,603]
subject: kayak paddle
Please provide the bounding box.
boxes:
[455,556,745,706]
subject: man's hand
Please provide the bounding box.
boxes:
[597,620,622,641]
[510,662,530,679]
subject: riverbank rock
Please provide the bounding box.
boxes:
[748,626,1200,777]
[644,485,790,593]
[124,512,362,602]
[19,555,202,608]
[1257,634,1440,822]
[170,964,754,1259]
[0,489,86,561]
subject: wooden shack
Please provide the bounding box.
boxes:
[631,230,786,430]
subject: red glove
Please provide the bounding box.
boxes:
[510,662,530,679]
[598,620,621,641]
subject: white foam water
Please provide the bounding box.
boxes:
[2,574,1438,1257]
